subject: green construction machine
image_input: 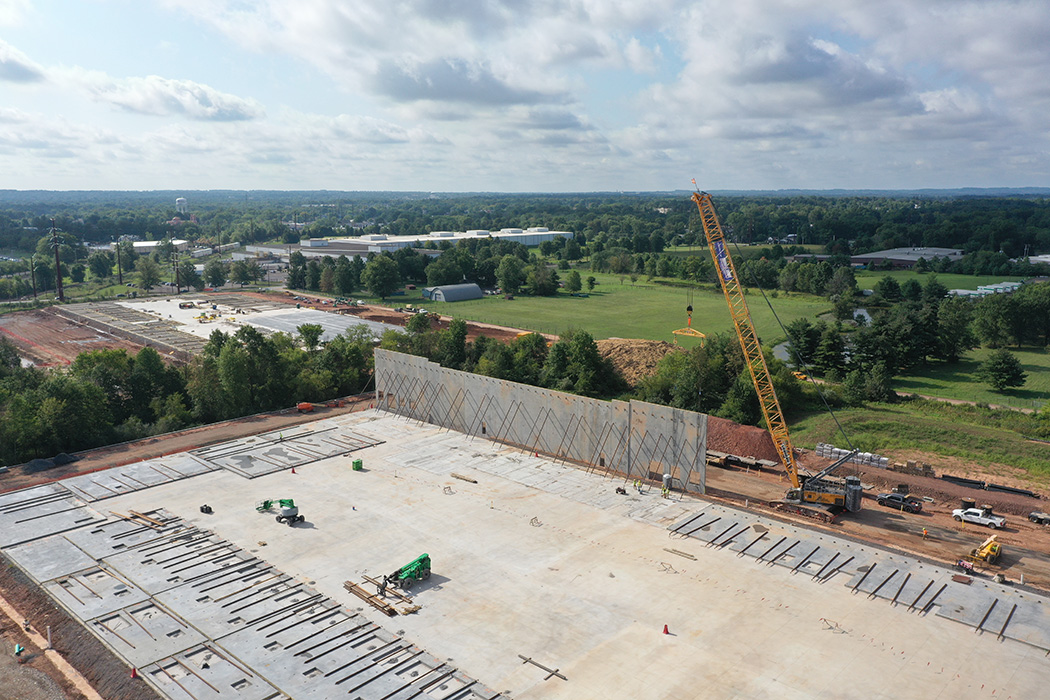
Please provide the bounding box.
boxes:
[379,553,431,593]
[256,498,305,526]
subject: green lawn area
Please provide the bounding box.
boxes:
[397,272,831,343]
[892,347,1050,411]
[854,269,1026,291]
[788,400,1050,483]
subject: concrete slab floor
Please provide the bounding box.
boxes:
[92,414,1047,699]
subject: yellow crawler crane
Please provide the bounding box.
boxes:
[691,190,862,512]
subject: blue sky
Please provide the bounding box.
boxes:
[2,0,1049,191]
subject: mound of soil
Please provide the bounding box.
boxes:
[596,338,682,386]
[706,415,779,462]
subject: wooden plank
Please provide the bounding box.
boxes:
[129,510,166,528]
[361,574,413,604]
[343,581,398,617]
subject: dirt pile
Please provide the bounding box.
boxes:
[596,338,682,386]
[706,415,780,462]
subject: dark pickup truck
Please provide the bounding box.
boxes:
[876,493,923,513]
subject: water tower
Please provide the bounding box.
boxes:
[176,197,188,214]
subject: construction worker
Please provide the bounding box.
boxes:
[922,528,928,540]
[661,485,670,499]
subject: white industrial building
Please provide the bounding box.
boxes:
[116,239,190,253]
[244,227,573,261]
[350,227,572,254]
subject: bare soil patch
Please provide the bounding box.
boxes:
[0,554,162,700]
[596,338,682,386]
[706,416,779,462]
[0,309,144,367]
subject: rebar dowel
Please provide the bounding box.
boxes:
[708,522,738,547]
[683,517,721,538]
[738,532,770,558]
[716,525,750,549]
[867,569,898,599]
[792,546,820,573]
[908,580,935,611]
[919,583,947,616]
[671,512,708,535]
[820,555,854,583]
[975,598,999,632]
[998,603,1018,641]
[852,563,877,593]
[755,536,787,562]
[812,553,840,581]
[891,572,912,606]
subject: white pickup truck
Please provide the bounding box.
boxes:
[952,507,1006,529]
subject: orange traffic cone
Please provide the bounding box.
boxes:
[662,625,669,635]
[130,668,138,679]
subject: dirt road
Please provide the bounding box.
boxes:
[705,460,1050,589]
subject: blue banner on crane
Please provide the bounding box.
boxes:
[713,239,734,283]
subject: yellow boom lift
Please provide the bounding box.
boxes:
[691,190,862,513]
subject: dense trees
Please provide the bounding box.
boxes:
[0,324,376,466]
[361,255,402,299]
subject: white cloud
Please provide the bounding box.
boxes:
[4,0,1050,189]
[70,70,265,121]
[0,39,45,82]
[0,0,30,27]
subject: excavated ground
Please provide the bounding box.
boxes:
[596,338,682,386]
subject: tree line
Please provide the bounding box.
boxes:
[0,325,375,467]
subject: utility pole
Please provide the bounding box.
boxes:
[28,257,37,299]
[172,250,182,294]
[49,219,64,302]
[114,237,123,284]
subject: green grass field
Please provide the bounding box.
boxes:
[400,272,831,343]
[892,347,1050,411]
[789,400,1050,483]
[854,269,1026,291]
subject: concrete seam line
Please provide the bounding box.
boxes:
[0,589,106,700]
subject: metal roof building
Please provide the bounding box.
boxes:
[422,283,484,302]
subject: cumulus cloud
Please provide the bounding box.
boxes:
[7,0,1050,189]
[76,72,265,121]
[161,0,672,105]
[0,0,30,27]
[372,58,565,106]
[0,39,45,82]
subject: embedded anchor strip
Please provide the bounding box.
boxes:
[667,502,1050,652]
[4,510,504,700]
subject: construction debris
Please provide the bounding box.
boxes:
[663,548,697,560]
[451,473,477,483]
[344,580,399,617]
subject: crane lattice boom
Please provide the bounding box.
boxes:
[692,191,801,490]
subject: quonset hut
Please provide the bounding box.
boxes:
[422,283,484,302]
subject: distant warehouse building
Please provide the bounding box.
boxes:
[422,283,484,302]
[851,247,963,269]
